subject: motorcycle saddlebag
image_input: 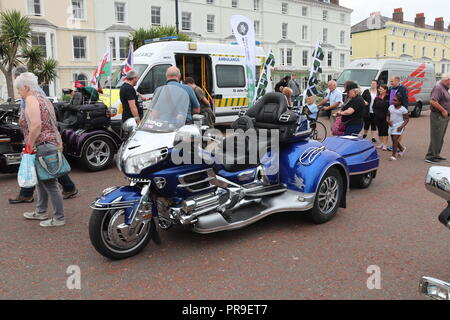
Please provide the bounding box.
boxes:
[76,103,110,130]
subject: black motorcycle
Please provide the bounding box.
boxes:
[0,103,23,173]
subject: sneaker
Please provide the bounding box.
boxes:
[382,145,388,151]
[372,138,377,143]
[376,144,383,149]
[389,156,397,161]
[425,158,441,164]
[40,218,65,227]
[24,211,48,220]
[387,146,393,152]
[9,195,34,204]
[62,189,79,200]
[436,156,447,161]
[398,151,404,158]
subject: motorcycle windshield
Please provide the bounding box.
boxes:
[139,85,190,133]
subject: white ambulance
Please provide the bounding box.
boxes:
[336,59,436,117]
[101,39,267,124]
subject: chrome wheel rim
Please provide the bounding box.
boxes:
[362,173,372,185]
[86,140,110,167]
[317,176,339,214]
[100,209,151,253]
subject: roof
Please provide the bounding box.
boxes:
[28,17,57,28]
[352,15,450,34]
[303,0,352,12]
[105,24,135,32]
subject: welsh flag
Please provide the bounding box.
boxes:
[90,50,111,89]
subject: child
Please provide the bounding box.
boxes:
[305,96,319,120]
[386,95,409,161]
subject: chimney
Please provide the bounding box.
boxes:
[448,23,450,32]
[434,17,444,31]
[393,8,404,24]
[415,13,425,28]
[330,0,339,5]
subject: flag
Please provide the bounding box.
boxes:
[231,15,256,108]
[121,42,134,78]
[299,41,325,106]
[90,50,111,90]
[254,50,275,102]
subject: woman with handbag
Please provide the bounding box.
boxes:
[15,72,66,227]
[335,81,365,135]
[362,80,379,142]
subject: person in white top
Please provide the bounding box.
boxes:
[387,95,409,161]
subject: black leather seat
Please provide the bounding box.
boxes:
[214,93,298,172]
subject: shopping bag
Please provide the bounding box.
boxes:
[35,151,71,181]
[332,116,346,136]
[17,153,38,188]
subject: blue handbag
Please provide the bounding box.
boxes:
[35,151,71,181]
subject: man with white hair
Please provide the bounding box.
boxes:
[317,80,343,129]
[165,66,200,123]
[425,74,450,163]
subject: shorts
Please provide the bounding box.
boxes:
[389,122,404,136]
[363,113,377,131]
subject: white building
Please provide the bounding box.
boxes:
[93,0,353,89]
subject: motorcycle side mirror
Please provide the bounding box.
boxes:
[122,118,137,133]
[425,166,450,201]
[193,114,204,128]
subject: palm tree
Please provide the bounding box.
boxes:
[0,10,31,100]
[130,26,192,49]
[36,58,58,86]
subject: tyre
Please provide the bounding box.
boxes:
[81,136,115,171]
[309,167,344,224]
[350,172,373,189]
[89,209,153,260]
[310,121,327,142]
[411,102,422,118]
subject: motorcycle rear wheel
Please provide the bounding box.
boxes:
[89,209,153,260]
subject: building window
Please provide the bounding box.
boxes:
[391,42,396,53]
[28,0,42,16]
[402,43,407,54]
[31,32,47,57]
[323,28,328,43]
[73,73,88,87]
[254,20,260,36]
[422,47,426,57]
[443,49,446,58]
[281,3,288,14]
[109,37,117,60]
[206,0,214,4]
[72,0,85,20]
[327,51,332,67]
[433,48,437,57]
[115,2,126,23]
[413,45,416,56]
[73,36,87,60]
[340,31,345,44]
[232,0,238,8]
[119,37,128,59]
[302,6,308,16]
[281,22,287,39]
[442,64,446,74]
[280,48,285,66]
[151,6,161,26]
[302,25,308,41]
[207,15,215,33]
[286,48,292,66]
[392,27,397,36]
[182,12,191,31]
[323,10,328,21]
[340,13,346,24]
[254,0,260,11]
[340,54,345,68]
[302,50,308,66]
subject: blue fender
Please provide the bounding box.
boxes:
[92,185,145,225]
[280,141,350,208]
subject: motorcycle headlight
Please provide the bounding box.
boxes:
[124,148,168,175]
[419,277,450,300]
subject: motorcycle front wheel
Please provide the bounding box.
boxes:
[89,209,153,260]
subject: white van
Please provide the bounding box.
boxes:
[100,40,267,124]
[336,59,436,117]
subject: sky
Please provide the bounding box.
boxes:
[340,0,450,25]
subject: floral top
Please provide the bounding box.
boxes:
[19,90,61,147]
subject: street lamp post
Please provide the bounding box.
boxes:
[175,0,179,34]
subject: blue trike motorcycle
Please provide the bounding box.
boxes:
[89,86,379,260]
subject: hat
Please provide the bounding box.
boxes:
[344,81,358,93]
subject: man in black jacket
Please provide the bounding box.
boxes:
[389,76,409,108]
